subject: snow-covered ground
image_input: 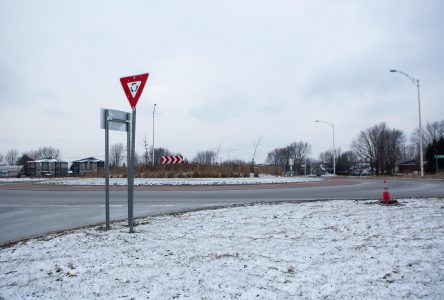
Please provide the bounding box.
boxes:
[0,178,45,184]
[0,176,321,186]
[1,199,443,299]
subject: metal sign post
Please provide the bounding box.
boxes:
[120,73,149,233]
[101,108,131,230]
[105,109,110,230]
[99,73,149,234]
[127,112,131,232]
[128,108,136,233]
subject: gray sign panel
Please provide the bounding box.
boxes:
[100,108,130,132]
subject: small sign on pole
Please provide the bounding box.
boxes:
[288,158,294,171]
[100,108,131,230]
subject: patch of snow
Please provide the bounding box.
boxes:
[30,176,322,186]
[321,173,336,177]
[0,178,45,184]
[1,199,443,299]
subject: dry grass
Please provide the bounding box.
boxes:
[135,163,251,178]
[89,163,281,178]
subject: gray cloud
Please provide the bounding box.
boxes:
[0,0,443,162]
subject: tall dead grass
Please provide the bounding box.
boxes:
[80,163,283,178]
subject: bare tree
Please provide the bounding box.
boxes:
[411,119,444,157]
[336,150,358,175]
[39,146,60,159]
[5,149,19,165]
[149,147,173,165]
[351,126,377,175]
[0,152,4,165]
[266,141,312,174]
[425,120,444,142]
[141,135,150,167]
[399,143,417,163]
[351,123,405,175]
[251,137,262,164]
[110,143,125,167]
[193,150,217,164]
[266,147,289,166]
[287,142,311,162]
[382,126,404,174]
[26,147,61,160]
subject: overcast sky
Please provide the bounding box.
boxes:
[1,0,443,163]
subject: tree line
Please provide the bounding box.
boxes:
[2,119,443,175]
[264,119,444,175]
[0,147,60,166]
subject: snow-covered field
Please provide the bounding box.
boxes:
[1,199,443,299]
[0,176,321,186]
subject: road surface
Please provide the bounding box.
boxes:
[0,178,443,245]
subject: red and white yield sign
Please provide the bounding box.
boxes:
[120,73,149,109]
[160,155,184,165]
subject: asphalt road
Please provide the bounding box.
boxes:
[0,178,443,245]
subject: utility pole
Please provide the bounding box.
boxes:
[315,120,336,175]
[390,69,424,177]
[152,103,156,166]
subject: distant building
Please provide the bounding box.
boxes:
[0,165,24,177]
[26,159,68,177]
[70,157,104,176]
[399,160,419,174]
[350,162,371,176]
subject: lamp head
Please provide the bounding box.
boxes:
[390,69,397,73]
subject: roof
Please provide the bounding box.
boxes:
[32,159,68,163]
[72,157,104,163]
[399,160,418,166]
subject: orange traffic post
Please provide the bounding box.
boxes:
[381,179,391,203]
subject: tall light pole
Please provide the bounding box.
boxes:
[315,120,336,175]
[152,103,157,166]
[390,69,424,177]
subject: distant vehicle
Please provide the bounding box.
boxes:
[284,170,295,177]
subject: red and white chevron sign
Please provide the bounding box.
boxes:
[160,155,183,165]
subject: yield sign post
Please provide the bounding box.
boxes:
[120,73,149,110]
[120,73,149,233]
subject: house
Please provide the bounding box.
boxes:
[26,159,68,177]
[399,160,419,174]
[70,157,104,176]
[0,165,24,177]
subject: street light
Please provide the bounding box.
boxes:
[315,120,336,175]
[152,103,157,166]
[390,69,424,177]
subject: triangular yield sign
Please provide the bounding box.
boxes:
[120,73,149,109]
